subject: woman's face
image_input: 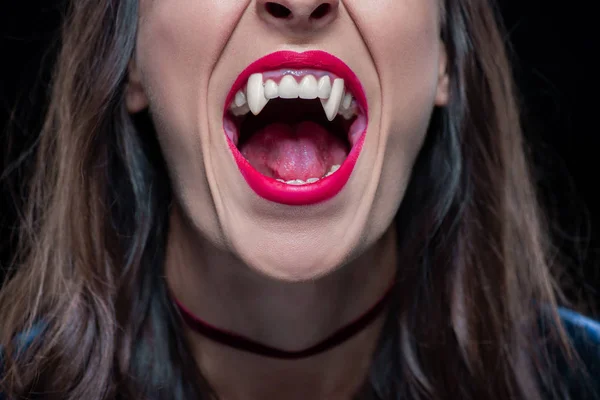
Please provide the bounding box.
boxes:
[127,0,448,281]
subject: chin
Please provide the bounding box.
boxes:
[239,252,349,282]
[228,223,360,282]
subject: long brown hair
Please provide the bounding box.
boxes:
[0,0,585,399]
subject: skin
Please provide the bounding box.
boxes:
[126,0,448,398]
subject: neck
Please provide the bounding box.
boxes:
[165,205,397,399]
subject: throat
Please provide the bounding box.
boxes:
[239,121,349,182]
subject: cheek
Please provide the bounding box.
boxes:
[348,0,442,135]
[133,1,250,243]
[347,0,442,235]
[136,1,249,124]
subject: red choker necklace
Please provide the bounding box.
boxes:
[173,281,396,360]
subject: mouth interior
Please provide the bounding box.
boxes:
[226,99,355,182]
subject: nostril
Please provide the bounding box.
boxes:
[265,2,292,19]
[310,4,331,20]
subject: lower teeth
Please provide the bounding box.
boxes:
[276,164,340,185]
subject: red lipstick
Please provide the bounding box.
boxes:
[223,51,368,206]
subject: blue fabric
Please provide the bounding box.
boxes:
[0,310,598,398]
[557,308,600,399]
[0,323,46,400]
[0,322,45,365]
[559,308,600,343]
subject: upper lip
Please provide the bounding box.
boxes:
[224,50,368,118]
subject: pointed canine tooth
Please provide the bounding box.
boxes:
[247,73,269,115]
[342,93,353,110]
[234,91,247,107]
[307,177,319,183]
[317,76,332,99]
[299,75,319,99]
[278,75,300,99]
[320,79,345,121]
[231,103,250,116]
[265,80,278,99]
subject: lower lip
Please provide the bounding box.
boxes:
[224,51,368,206]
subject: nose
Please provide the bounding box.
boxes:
[256,0,339,33]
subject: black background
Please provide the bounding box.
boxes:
[1,1,598,314]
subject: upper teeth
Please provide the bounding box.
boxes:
[230,73,357,121]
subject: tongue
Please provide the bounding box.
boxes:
[239,121,348,181]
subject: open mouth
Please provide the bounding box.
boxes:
[223,51,368,206]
